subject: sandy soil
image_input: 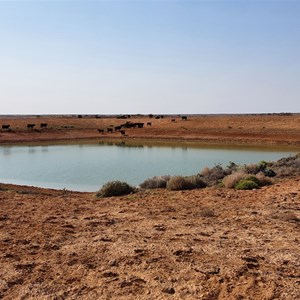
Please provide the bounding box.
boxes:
[0,114,299,299]
[0,114,299,146]
[0,178,299,300]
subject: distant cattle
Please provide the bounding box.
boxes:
[171,119,176,122]
[107,128,113,133]
[120,130,126,135]
[115,126,122,131]
[135,123,144,128]
[97,129,104,134]
[182,116,187,120]
[147,122,152,126]
[27,124,35,129]
[40,123,48,128]
[2,124,10,130]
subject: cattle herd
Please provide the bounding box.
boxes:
[1,123,48,131]
[1,115,188,136]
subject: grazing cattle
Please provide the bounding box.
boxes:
[97,129,104,134]
[107,128,113,133]
[120,130,126,135]
[147,122,152,126]
[155,116,160,119]
[171,119,176,122]
[40,123,48,128]
[27,124,35,129]
[2,124,10,130]
[135,122,144,128]
[115,126,122,131]
[182,116,187,120]
[78,115,82,118]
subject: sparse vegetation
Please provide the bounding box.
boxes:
[235,179,259,190]
[166,175,207,191]
[199,164,229,186]
[139,175,171,189]
[269,154,300,178]
[222,171,248,189]
[95,181,135,198]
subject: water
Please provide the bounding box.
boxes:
[0,141,298,191]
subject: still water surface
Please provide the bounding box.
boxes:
[0,141,298,191]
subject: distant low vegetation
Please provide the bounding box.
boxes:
[95,181,135,198]
[96,154,300,196]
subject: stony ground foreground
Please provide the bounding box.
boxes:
[0,177,299,299]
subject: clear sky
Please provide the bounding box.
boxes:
[0,1,299,115]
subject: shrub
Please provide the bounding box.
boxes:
[199,164,229,186]
[95,181,135,198]
[166,175,206,191]
[242,163,260,174]
[139,175,170,189]
[268,154,300,178]
[235,179,259,190]
[222,171,248,188]
[255,172,273,186]
[167,176,194,191]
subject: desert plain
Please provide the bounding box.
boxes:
[0,114,299,299]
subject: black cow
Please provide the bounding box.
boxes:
[97,129,104,134]
[107,128,113,133]
[120,130,126,135]
[171,119,176,122]
[2,124,10,130]
[135,123,144,128]
[182,116,187,120]
[115,126,122,131]
[147,122,152,126]
[27,124,35,129]
[40,123,48,128]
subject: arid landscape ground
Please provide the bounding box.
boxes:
[0,114,299,299]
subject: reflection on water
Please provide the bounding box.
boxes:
[0,142,298,192]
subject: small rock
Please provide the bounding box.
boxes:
[162,287,175,294]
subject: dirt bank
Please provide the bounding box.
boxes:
[0,177,299,299]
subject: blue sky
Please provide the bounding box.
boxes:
[0,1,299,114]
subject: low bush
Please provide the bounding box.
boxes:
[199,164,229,186]
[188,175,207,188]
[95,181,135,198]
[255,172,273,186]
[269,154,300,178]
[222,171,248,188]
[139,175,171,189]
[235,179,259,190]
[166,175,207,191]
[167,176,194,191]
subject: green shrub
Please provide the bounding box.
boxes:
[139,175,170,189]
[95,181,135,198]
[245,175,260,185]
[222,171,248,188]
[235,179,259,190]
[166,175,206,191]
